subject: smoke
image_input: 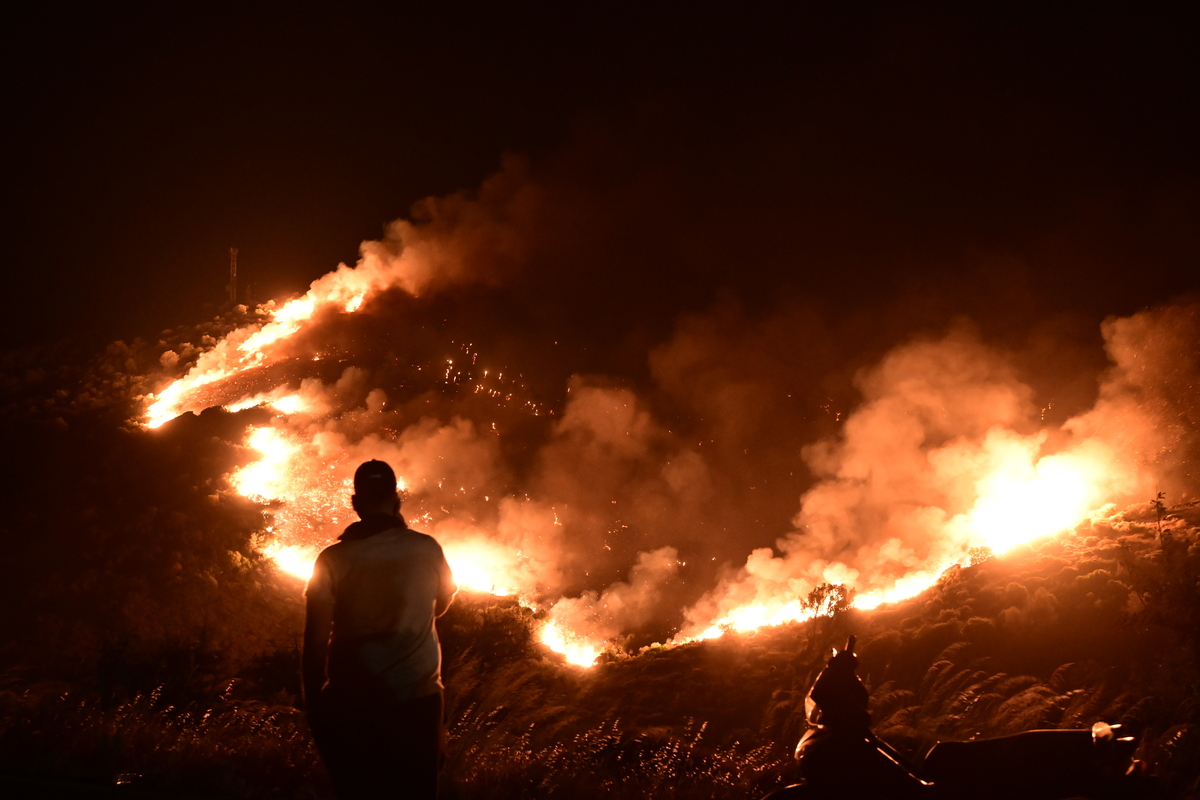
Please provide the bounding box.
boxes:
[547,546,681,645]
[675,302,1200,637]
[136,117,1200,651]
[1066,302,1200,496]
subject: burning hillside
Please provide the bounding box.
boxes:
[131,176,1199,667]
[2,259,1198,795]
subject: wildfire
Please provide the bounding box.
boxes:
[207,399,1107,668]
[850,453,1100,608]
[682,446,1104,640]
[137,244,1130,671]
[142,267,382,429]
[269,394,307,415]
[440,539,518,596]
[238,296,318,355]
[692,600,822,643]
[854,568,947,611]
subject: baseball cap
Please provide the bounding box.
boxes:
[353,460,398,499]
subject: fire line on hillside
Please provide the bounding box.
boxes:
[139,239,1193,667]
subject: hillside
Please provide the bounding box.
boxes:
[1,312,1198,798]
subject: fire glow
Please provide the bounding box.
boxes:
[684,449,1096,640]
[137,236,1166,668]
[222,411,1104,664]
[965,453,1094,554]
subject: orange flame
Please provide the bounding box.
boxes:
[225,412,1104,666]
[440,539,519,596]
[143,262,383,429]
[261,541,321,581]
[231,427,297,500]
[678,443,1105,640]
[964,452,1095,553]
[539,622,603,667]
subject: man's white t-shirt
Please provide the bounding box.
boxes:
[306,524,456,706]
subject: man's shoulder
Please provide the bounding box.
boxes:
[318,526,445,561]
[385,527,444,551]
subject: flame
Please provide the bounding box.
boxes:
[259,537,520,600]
[539,622,602,667]
[231,427,297,500]
[225,422,603,664]
[142,257,385,429]
[964,452,1094,553]
[269,394,306,415]
[440,539,517,596]
[239,297,317,354]
[685,584,846,643]
[229,412,1104,666]
[146,375,219,429]
[853,568,947,610]
[262,542,321,581]
[682,444,1105,638]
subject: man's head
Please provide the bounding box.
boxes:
[351,460,400,518]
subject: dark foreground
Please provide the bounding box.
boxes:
[3,502,1199,799]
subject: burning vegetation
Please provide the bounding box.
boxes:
[132,207,1198,669]
[2,156,1198,796]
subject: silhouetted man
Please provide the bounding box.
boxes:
[303,460,457,799]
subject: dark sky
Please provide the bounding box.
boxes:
[5,2,1198,350]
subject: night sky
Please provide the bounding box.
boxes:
[5,3,1199,352]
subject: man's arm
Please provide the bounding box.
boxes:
[435,551,458,617]
[302,557,335,709]
[302,594,334,707]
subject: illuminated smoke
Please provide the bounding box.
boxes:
[136,145,1198,665]
[545,546,680,650]
[675,306,1198,637]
